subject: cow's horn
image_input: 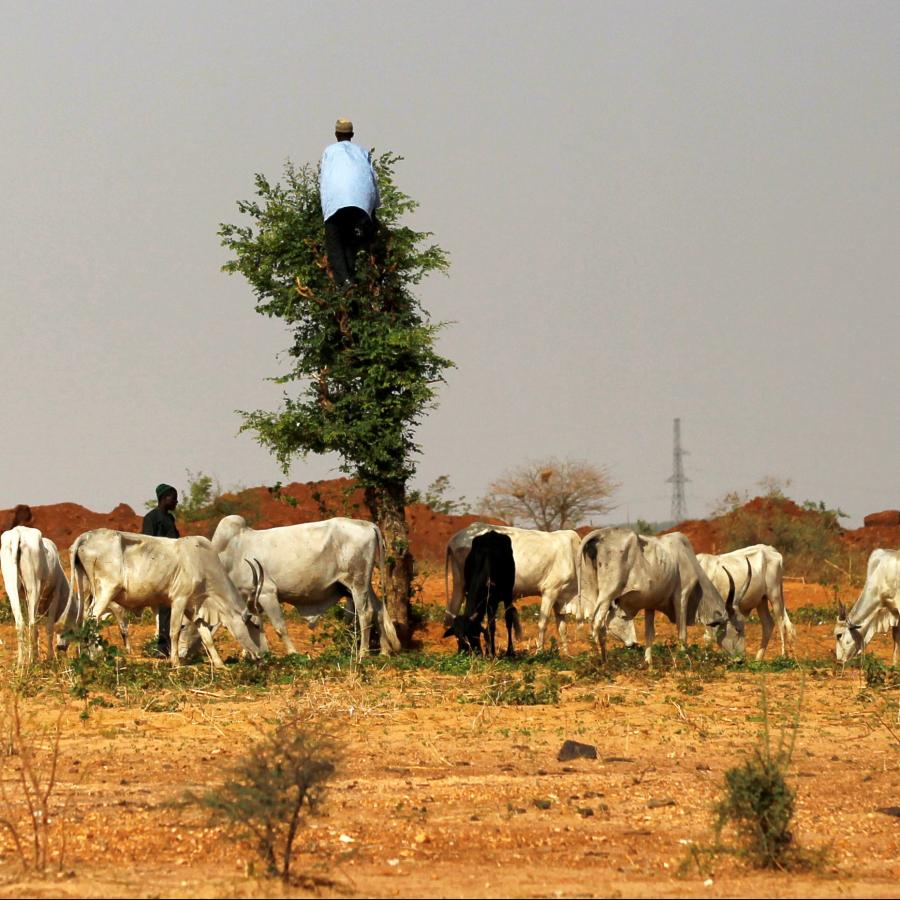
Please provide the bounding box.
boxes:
[724,567,736,614]
[837,600,847,621]
[736,557,753,606]
[245,558,264,612]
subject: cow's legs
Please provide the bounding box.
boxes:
[45,611,56,660]
[256,587,298,654]
[644,609,656,668]
[110,604,131,653]
[553,598,570,656]
[350,588,374,658]
[195,620,226,669]
[756,602,775,661]
[536,591,569,654]
[8,581,27,669]
[505,604,519,657]
[445,552,466,626]
[487,610,497,657]
[590,597,614,662]
[168,601,187,667]
[892,624,900,667]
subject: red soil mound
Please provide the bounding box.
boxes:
[668,495,900,557]
[7,479,900,566]
[0,478,502,563]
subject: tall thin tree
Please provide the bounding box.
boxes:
[220,153,452,641]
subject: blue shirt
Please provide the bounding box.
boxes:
[319,142,381,221]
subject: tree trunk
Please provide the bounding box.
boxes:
[365,481,413,646]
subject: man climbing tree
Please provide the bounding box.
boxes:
[220,152,451,643]
[320,118,380,286]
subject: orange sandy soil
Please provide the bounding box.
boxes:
[0,577,897,899]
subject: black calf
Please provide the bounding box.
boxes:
[444,531,520,656]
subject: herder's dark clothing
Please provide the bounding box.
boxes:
[142,508,179,540]
[324,206,375,285]
[142,508,180,653]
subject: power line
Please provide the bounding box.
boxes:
[665,417,690,522]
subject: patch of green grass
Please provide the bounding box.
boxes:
[480,670,561,706]
[790,604,840,626]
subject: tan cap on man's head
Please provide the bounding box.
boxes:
[335,118,354,134]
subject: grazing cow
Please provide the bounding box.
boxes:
[0,526,75,666]
[835,548,900,665]
[445,523,635,653]
[202,516,400,657]
[69,529,267,668]
[698,545,796,660]
[445,530,519,656]
[576,528,745,665]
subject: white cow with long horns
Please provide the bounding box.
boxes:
[202,516,401,656]
[698,544,795,660]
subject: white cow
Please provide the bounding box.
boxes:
[576,528,745,665]
[445,523,635,653]
[697,545,796,660]
[206,516,400,657]
[70,529,267,668]
[835,548,900,665]
[0,526,76,666]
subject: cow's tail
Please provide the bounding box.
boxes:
[444,544,451,612]
[1,528,23,626]
[66,535,90,629]
[573,535,597,624]
[374,526,401,653]
[510,605,523,641]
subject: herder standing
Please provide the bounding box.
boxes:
[320,118,381,286]
[142,483,179,658]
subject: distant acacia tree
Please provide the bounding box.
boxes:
[481,458,617,531]
[220,154,451,641]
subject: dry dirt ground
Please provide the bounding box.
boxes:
[0,578,896,899]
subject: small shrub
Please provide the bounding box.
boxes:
[713,681,801,868]
[190,716,338,882]
[63,619,123,707]
[856,653,900,689]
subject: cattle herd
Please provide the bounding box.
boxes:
[0,517,897,669]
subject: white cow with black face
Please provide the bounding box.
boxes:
[70,528,267,668]
[698,544,795,660]
[445,523,637,654]
[835,548,900,665]
[206,516,400,657]
[576,528,745,666]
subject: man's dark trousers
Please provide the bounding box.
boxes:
[324,206,374,284]
[142,506,179,656]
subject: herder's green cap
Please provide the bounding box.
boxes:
[155,483,176,500]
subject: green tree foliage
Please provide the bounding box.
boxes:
[220,154,452,637]
[408,474,470,515]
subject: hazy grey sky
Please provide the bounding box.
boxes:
[2,1,898,525]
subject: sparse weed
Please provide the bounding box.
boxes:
[187,714,338,882]
[0,694,73,874]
